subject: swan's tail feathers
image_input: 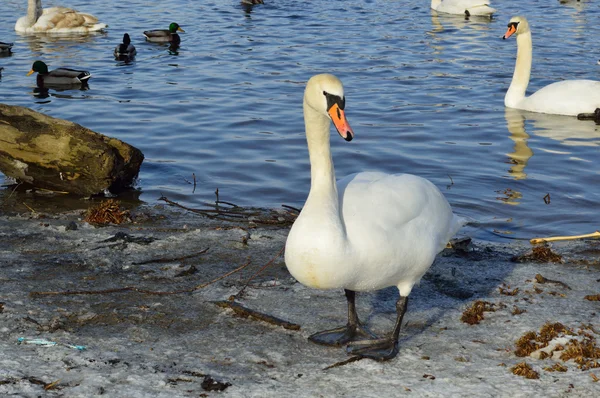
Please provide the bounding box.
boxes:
[88,23,108,32]
[452,214,469,232]
[437,214,469,253]
[79,13,99,25]
[79,12,107,31]
[466,5,496,16]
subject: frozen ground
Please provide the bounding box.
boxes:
[0,205,599,397]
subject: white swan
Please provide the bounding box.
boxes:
[430,0,496,17]
[503,16,600,117]
[285,74,465,361]
[15,0,107,34]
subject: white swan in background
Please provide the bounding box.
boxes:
[15,0,107,34]
[430,0,496,17]
[503,16,600,117]
[285,74,465,361]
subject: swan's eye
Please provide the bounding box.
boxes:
[323,91,346,111]
[507,22,519,29]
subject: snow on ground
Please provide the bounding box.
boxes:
[0,206,599,397]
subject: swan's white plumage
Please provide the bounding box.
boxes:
[285,74,464,298]
[430,0,496,16]
[504,16,600,116]
[15,0,106,34]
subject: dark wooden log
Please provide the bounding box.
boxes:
[0,104,144,196]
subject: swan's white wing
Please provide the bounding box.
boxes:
[16,7,106,33]
[339,172,459,250]
[435,0,496,16]
[338,172,463,292]
[524,80,600,116]
[42,7,75,15]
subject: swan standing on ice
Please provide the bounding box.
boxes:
[285,74,465,361]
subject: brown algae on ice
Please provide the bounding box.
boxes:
[84,199,131,225]
[512,246,563,263]
[514,323,600,370]
[511,362,539,379]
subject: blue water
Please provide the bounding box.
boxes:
[1,0,599,241]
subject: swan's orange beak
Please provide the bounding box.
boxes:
[328,103,354,142]
[503,24,517,40]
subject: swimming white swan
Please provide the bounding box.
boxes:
[503,16,600,117]
[15,0,107,34]
[430,0,496,17]
[285,74,465,361]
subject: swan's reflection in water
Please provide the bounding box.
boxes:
[505,108,534,181]
[429,12,494,33]
[495,187,522,206]
[427,12,494,59]
[16,32,104,56]
[504,107,600,179]
[559,0,590,11]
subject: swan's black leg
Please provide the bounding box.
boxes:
[346,295,409,361]
[309,289,377,347]
[577,108,600,122]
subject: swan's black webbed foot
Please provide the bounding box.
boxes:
[347,337,399,361]
[309,322,377,347]
[309,289,376,346]
[346,295,409,361]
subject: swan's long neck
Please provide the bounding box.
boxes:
[25,0,42,27]
[505,31,532,108]
[302,100,345,234]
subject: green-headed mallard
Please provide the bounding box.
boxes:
[114,33,136,58]
[15,0,107,34]
[27,60,91,87]
[0,42,13,54]
[143,22,184,43]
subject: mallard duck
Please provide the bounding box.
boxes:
[114,33,136,58]
[241,0,264,4]
[143,23,184,43]
[27,60,91,87]
[15,0,107,34]
[0,42,13,53]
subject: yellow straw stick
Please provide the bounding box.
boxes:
[530,231,600,244]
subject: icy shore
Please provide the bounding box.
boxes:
[1,206,598,397]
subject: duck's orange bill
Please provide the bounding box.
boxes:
[328,103,354,142]
[178,27,185,32]
[26,69,34,76]
[503,25,517,39]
